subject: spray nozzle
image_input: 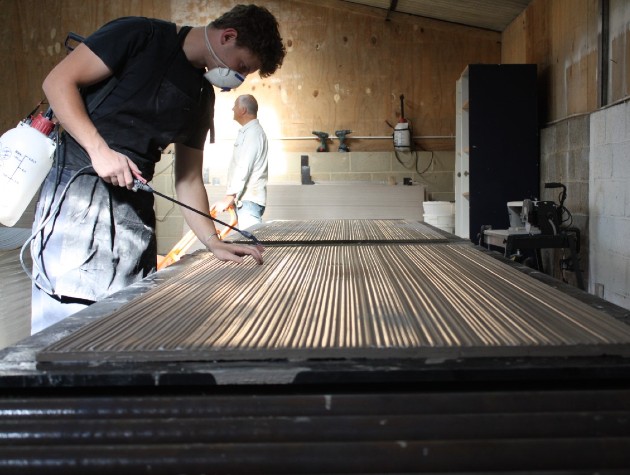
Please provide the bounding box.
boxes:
[236,229,261,246]
[131,172,261,245]
[132,178,153,193]
[131,171,153,193]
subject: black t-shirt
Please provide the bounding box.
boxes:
[64,17,214,178]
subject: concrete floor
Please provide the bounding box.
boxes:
[0,228,32,349]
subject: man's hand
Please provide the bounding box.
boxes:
[90,143,142,189]
[42,42,138,186]
[210,195,236,214]
[174,144,259,265]
[207,239,264,265]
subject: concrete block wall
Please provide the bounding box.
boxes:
[151,151,183,256]
[153,144,454,254]
[589,100,630,310]
[540,115,590,289]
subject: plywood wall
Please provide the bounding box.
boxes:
[0,0,171,132]
[253,0,501,151]
[4,0,630,150]
[608,0,630,103]
[503,0,630,124]
[0,0,500,153]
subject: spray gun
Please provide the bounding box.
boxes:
[312,131,329,152]
[335,130,352,152]
[131,173,260,245]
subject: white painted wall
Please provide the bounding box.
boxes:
[589,100,630,310]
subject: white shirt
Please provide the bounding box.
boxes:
[226,118,268,206]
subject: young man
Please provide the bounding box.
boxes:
[30,5,286,333]
[211,94,268,230]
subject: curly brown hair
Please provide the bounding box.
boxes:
[211,4,286,78]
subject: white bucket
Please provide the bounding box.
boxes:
[423,201,455,233]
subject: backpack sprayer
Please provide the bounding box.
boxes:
[0,104,259,244]
[393,94,411,152]
[385,94,434,175]
[0,105,57,227]
[1,103,258,295]
[3,35,260,299]
[0,31,75,228]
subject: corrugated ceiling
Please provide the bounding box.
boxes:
[342,0,532,32]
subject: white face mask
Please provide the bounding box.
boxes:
[203,25,246,91]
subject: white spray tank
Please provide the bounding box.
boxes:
[0,110,56,226]
[393,94,411,152]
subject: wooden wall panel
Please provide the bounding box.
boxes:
[609,0,630,103]
[454,0,630,125]
[0,0,60,132]
[501,10,528,64]
[0,0,171,133]
[502,0,552,121]
[266,0,500,151]
[544,0,596,120]
[0,0,500,153]
[4,0,630,147]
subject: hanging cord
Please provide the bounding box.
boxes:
[393,148,434,175]
[131,176,261,245]
[557,189,573,227]
[21,165,262,297]
[20,165,95,297]
[388,119,434,177]
[415,150,434,175]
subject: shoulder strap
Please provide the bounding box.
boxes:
[64,23,188,116]
[63,32,118,115]
[84,78,119,115]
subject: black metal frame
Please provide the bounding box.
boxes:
[504,230,584,290]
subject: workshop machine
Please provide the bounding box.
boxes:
[393,94,411,152]
[482,182,583,289]
[521,182,568,235]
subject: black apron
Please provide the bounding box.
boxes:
[32,25,210,301]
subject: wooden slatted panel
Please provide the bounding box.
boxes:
[227,219,446,244]
[38,244,630,363]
